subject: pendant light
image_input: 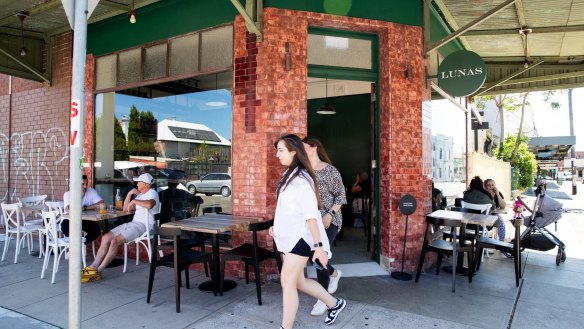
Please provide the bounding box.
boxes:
[316,78,336,115]
[16,12,28,57]
[129,0,137,24]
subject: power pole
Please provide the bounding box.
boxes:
[569,89,577,195]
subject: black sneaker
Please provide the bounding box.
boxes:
[324,298,346,325]
[502,251,514,259]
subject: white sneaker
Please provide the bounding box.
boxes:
[327,269,342,294]
[310,300,327,316]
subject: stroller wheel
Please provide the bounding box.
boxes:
[556,249,562,266]
[561,249,566,262]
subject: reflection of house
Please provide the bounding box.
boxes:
[156,119,231,161]
[432,134,453,182]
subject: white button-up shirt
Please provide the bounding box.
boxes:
[273,170,331,258]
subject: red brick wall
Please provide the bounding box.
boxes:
[231,8,428,278]
[0,33,72,202]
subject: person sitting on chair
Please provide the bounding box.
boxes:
[484,178,507,210]
[82,173,159,283]
[463,176,506,242]
[62,175,103,245]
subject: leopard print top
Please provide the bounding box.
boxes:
[315,164,347,231]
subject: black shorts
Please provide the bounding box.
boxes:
[289,238,314,257]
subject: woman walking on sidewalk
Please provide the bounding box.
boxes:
[302,136,346,316]
[270,134,347,329]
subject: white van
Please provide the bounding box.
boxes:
[557,171,572,181]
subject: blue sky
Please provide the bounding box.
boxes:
[114,89,233,140]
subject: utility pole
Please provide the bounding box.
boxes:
[569,89,577,195]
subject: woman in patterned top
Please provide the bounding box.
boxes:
[302,136,347,316]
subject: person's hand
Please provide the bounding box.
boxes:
[130,188,139,196]
[323,213,332,229]
[312,247,328,269]
[268,226,275,237]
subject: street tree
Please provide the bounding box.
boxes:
[494,134,537,190]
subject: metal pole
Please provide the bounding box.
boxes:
[568,89,577,195]
[68,1,88,328]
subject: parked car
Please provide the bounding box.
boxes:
[187,173,231,197]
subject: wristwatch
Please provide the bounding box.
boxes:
[313,242,323,247]
[330,209,338,216]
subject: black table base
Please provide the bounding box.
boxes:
[199,279,237,293]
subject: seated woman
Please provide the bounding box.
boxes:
[462,176,506,242]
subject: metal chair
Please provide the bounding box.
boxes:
[415,214,474,293]
[146,225,213,313]
[475,219,523,287]
[220,219,282,305]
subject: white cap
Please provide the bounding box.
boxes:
[133,173,153,184]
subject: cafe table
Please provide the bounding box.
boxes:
[427,210,498,275]
[161,213,262,295]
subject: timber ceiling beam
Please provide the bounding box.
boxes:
[0,26,45,39]
[478,82,584,96]
[426,0,517,54]
[483,71,584,88]
[464,24,584,36]
[0,0,61,27]
[432,0,473,51]
[475,59,544,96]
[514,0,527,28]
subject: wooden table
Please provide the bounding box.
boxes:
[427,210,498,275]
[62,210,133,222]
[162,213,262,295]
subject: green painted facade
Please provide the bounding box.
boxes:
[87,0,423,56]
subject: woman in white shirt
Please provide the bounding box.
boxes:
[270,134,347,329]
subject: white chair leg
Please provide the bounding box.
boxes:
[2,233,10,262]
[92,241,96,259]
[135,241,140,266]
[82,244,87,268]
[14,232,21,263]
[123,243,128,273]
[52,248,61,284]
[38,231,44,258]
[41,245,51,279]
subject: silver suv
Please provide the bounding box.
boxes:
[187,173,231,197]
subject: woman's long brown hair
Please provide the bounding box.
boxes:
[275,134,322,208]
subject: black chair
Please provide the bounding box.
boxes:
[219,219,282,305]
[415,215,474,292]
[474,218,523,286]
[146,225,213,313]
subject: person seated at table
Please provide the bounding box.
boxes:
[62,175,104,245]
[158,180,202,222]
[463,176,506,242]
[484,178,507,210]
[82,173,159,283]
[432,181,446,211]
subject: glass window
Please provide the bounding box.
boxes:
[94,72,233,213]
[96,54,117,90]
[169,33,199,76]
[118,48,141,86]
[144,43,168,80]
[308,34,372,69]
[201,25,233,71]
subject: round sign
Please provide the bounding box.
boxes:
[438,50,486,97]
[398,194,417,216]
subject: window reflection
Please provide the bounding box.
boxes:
[94,72,233,214]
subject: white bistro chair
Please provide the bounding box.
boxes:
[461,201,494,260]
[40,210,87,283]
[19,195,48,224]
[1,202,44,263]
[123,224,154,273]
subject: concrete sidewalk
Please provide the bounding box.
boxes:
[1,183,583,328]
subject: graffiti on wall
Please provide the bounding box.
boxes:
[0,128,69,201]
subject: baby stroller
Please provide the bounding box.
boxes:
[519,185,566,265]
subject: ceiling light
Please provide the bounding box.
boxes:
[129,0,137,23]
[317,78,336,115]
[16,12,28,57]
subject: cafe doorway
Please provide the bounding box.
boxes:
[306,77,377,266]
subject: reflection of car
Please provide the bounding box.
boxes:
[187,173,231,197]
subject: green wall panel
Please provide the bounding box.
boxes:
[87,0,237,56]
[265,0,422,26]
[307,93,371,188]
